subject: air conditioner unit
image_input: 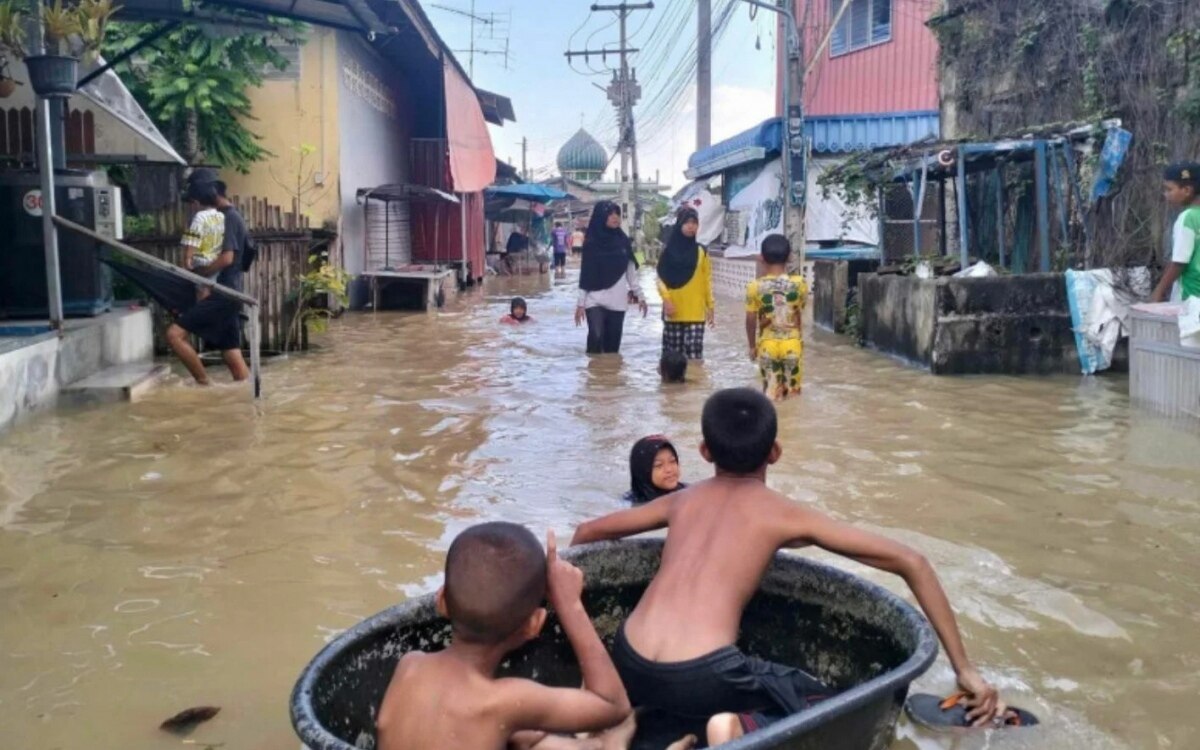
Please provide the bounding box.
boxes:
[723,210,749,246]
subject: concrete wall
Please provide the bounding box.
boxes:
[859,272,1080,374]
[0,308,153,433]
[336,31,414,277]
[223,29,342,226]
[813,259,881,332]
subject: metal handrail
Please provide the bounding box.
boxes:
[53,214,265,399]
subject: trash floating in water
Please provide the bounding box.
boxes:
[140,472,163,482]
[159,705,220,734]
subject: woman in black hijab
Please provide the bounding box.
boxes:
[656,206,714,360]
[622,435,687,504]
[574,201,647,354]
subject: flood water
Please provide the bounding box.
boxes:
[1,267,1198,750]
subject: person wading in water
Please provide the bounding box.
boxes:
[657,206,715,361]
[575,201,646,354]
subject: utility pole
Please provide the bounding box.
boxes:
[520,137,528,180]
[697,0,712,150]
[565,2,653,235]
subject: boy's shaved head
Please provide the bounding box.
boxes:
[444,522,547,643]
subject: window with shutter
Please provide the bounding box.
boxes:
[830,0,892,57]
[263,41,301,80]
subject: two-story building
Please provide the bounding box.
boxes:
[683,0,942,281]
[221,0,514,305]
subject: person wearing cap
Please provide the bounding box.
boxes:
[165,169,251,384]
[1152,162,1200,302]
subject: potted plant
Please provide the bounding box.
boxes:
[0,1,26,97]
[23,0,118,98]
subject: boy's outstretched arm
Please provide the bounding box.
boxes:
[571,496,672,546]
[503,532,630,735]
[778,504,1002,726]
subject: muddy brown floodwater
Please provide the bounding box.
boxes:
[1,269,1198,750]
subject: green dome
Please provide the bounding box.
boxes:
[557,129,608,174]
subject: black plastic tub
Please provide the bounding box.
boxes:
[291,539,938,750]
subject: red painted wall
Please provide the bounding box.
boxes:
[783,0,939,116]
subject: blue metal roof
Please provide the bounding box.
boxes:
[808,111,941,154]
[685,111,941,179]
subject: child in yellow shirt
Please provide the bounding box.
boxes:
[745,234,808,400]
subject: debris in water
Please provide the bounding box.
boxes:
[159,706,220,734]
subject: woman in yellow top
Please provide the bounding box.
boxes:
[656,206,715,360]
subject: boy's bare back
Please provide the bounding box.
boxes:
[377,651,509,749]
[614,477,803,662]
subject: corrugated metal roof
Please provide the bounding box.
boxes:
[685,111,941,179]
[808,111,941,154]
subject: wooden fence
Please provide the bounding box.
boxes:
[124,196,317,354]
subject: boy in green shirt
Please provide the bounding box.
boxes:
[1151,162,1200,302]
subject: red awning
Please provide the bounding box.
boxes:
[443,62,496,193]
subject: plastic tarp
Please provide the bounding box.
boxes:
[672,185,725,247]
[4,56,184,164]
[724,159,784,258]
[1065,268,1151,374]
[443,61,496,193]
[805,159,878,246]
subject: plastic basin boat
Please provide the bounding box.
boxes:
[290,539,938,750]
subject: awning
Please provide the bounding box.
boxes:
[356,184,459,204]
[4,57,184,164]
[115,0,390,34]
[485,184,571,202]
[444,61,496,193]
[685,111,943,179]
[686,118,782,179]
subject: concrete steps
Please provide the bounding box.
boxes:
[61,363,170,406]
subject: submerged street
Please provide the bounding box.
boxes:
[1,271,1198,749]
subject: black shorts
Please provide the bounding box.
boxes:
[553,252,567,269]
[178,298,242,351]
[612,624,829,729]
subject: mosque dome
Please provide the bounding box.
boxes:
[557,129,608,176]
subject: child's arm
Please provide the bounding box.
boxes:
[1150,263,1185,302]
[657,278,675,316]
[501,533,630,735]
[571,496,672,546]
[776,503,1001,725]
[745,312,758,360]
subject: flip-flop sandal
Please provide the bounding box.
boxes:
[906,692,1040,731]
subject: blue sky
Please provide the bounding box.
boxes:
[427,0,780,192]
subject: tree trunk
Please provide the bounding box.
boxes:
[182,109,200,165]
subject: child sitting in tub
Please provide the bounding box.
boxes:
[623,435,688,505]
[375,522,696,750]
[571,388,1004,746]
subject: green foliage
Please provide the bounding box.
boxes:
[121,213,156,238]
[286,251,349,351]
[641,200,669,244]
[0,1,28,61]
[1167,29,1200,128]
[104,20,305,171]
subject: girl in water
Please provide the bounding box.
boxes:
[623,435,687,505]
[657,206,715,360]
[575,201,647,354]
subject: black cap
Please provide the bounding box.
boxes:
[183,168,220,202]
[1164,162,1200,187]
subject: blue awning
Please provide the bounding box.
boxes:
[484,184,571,201]
[684,111,941,179]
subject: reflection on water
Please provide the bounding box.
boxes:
[1,268,1198,749]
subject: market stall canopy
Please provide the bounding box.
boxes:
[3,56,184,165]
[485,184,572,202]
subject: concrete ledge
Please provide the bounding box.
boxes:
[860,272,1080,375]
[0,307,155,433]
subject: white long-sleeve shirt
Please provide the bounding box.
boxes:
[577,261,641,311]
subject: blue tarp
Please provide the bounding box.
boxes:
[687,118,783,175]
[484,184,571,202]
